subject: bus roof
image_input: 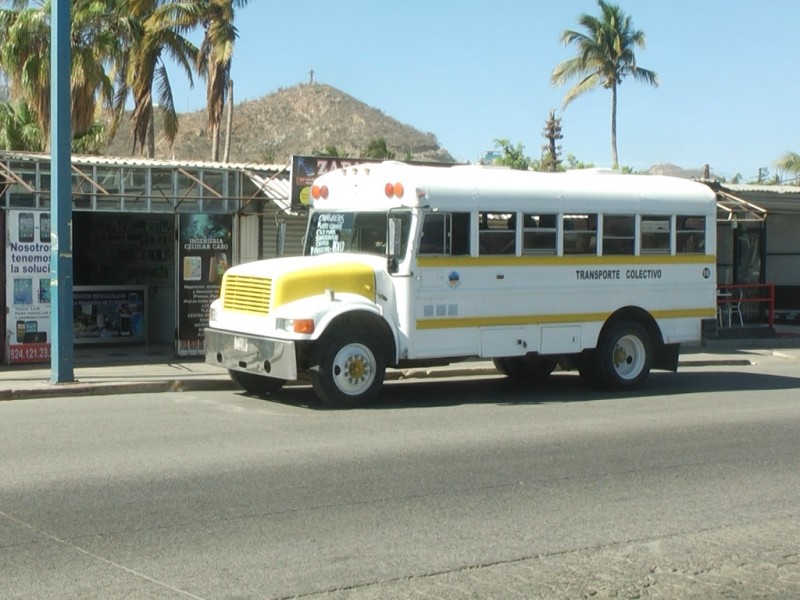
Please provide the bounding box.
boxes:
[311,161,717,214]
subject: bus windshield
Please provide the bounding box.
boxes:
[304,211,412,258]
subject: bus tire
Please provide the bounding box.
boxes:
[493,356,557,381]
[310,328,386,408]
[228,370,285,395]
[593,322,652,390]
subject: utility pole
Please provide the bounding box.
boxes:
[50,0,74,383]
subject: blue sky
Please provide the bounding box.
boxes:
[172,1,799,180]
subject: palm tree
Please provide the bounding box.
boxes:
[551,0,658,167]
[194,0,249,162]
[363,137,395,160]
[0,98,44,151]
[0,4,51,143]
[114,0,199,158]
[0,0,135,149]
[775,152,800,183]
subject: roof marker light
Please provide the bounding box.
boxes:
[311,185,329,200]
[384,182,405,198]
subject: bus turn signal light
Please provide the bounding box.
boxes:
[293,319,315,334]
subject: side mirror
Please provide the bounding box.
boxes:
[387,256,399,274]
[387,217,402,274]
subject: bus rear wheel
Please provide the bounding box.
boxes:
[228,370,285,395]
[493,356,557,382]
[593,322,652,390]
[310,328,386,408]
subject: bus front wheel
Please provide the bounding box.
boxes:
[593,322,652,390]
[310,329,387,408]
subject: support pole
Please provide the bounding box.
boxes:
[50,0,74,383]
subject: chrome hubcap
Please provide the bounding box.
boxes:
[332,343,376,395]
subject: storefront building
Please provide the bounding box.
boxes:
[714,183,800,322]
[1,151,294,365]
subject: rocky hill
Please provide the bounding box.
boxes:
[105,83,454,164]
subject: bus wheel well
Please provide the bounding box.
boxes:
[321,312,397,365]
[599,307,678,372]
[601,306,664,350]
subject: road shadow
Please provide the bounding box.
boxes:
[241,368,800,411]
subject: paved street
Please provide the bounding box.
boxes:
[2,355,800,599]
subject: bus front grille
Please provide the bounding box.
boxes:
[222,275,272,315]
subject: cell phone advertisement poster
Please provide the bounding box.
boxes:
[5,210,52,364]
[177,213,232,356]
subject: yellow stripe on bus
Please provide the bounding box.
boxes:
[416,254,715,268]
[415,307,716,330]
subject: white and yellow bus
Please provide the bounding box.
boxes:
[205,161,717,407]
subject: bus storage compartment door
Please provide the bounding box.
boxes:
[540,326,581,355]
[419,270,444,288]
[204,328,298,381]
[480,327,528,358]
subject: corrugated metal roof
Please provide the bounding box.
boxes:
[719,183,800,215]
[0,150,289,173]
[723,183,800,195]
[244,170,296,213]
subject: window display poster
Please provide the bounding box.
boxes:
[177,213,232,356]
[5,210,52,364]
[72,287,146,342]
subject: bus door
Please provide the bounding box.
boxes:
[412,211,472,357]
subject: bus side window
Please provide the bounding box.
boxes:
[479,211,515,255]
[450,212,471,255]
[522,213,557,254]
[641,215,670,254]
[419,212,471,255]
[563,214,598,255]
[602,215,635,255]
[419,213,446,254]
[676,215,706,253]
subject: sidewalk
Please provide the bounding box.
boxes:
[2,333,799,402]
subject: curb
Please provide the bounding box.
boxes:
[2,358,758,402]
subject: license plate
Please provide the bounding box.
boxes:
[233,336,248,352]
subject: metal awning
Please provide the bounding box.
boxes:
[244,167,293,213]
[716,190,767,223]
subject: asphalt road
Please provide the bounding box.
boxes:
[2,358,800,599]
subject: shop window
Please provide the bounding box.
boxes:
[151,169,175,212]
[96,194,122,211]
[121,168,148,212]
[7,161,37,208]
[203,170,224,198]
[176,170,201,212]
[71,170,92,209]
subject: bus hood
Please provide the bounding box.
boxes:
[220,253,386,315]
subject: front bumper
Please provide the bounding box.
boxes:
[204,328,298,381]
